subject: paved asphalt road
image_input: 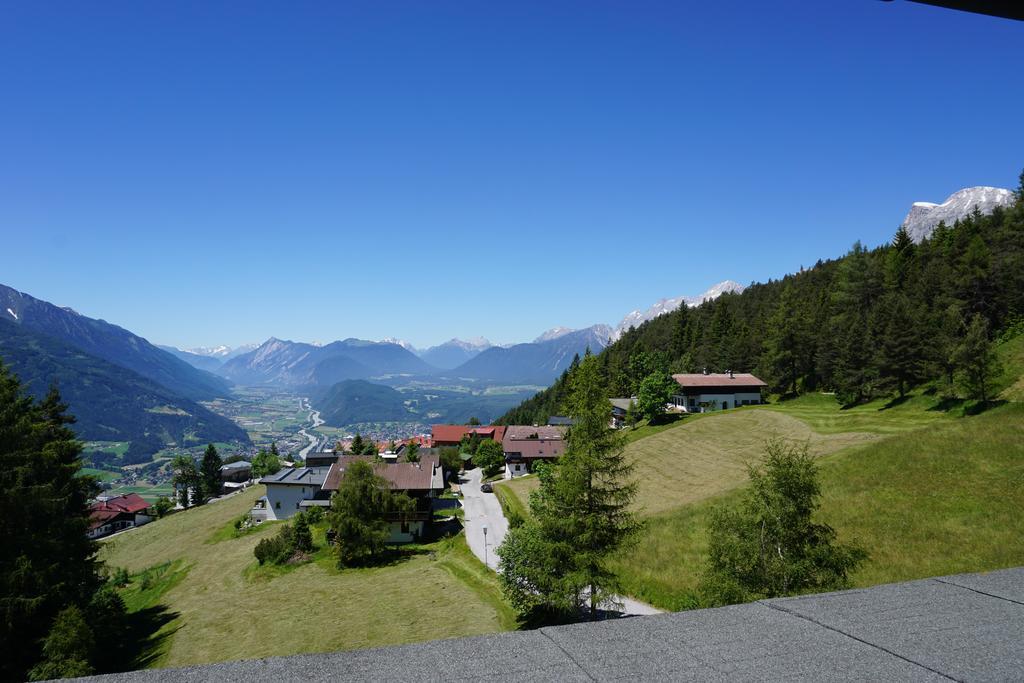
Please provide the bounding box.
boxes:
[460,467,507,571]
[460,468,660,616]
[80,567,1024,681]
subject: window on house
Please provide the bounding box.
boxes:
[401,521,409,533]
[275,501,281,509]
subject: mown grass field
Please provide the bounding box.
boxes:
[496,392,942,518]
[609,402,1024,609]
[101,487,515,668]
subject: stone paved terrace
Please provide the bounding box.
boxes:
[80,568,1024,682]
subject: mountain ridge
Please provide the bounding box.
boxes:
[901,186,1015,242]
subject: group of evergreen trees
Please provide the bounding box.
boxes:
[170,443,224,508]
[501,176,1024,424]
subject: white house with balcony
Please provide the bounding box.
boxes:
[251,466,331,522]
[670,371,767,412]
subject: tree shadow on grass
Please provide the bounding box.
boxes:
[928,397,966,413]
[963,399,1007,416]
[879,395,912,411]
[648,413,684,427]
[118,605,180,672]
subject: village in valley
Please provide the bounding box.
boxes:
[87,372,767,568]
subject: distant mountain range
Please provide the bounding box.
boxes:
[0,284,248,459]
[218,337,436,386]
[416,337,493,370]
[901,186,1015,243]
[0,284,231,401]
[445,325,612,385]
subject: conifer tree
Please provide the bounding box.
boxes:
[498,355,640,620]
[350,434,365,454]
[200,443,223,501]
[0,367,103,680]
[27,606,94,681]
[953,314,1003,402]
[876,294,925,397]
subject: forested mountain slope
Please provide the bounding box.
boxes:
[0,283,232,401]
[0,319,249,460]
[500,180,1024,425]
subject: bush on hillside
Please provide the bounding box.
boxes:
[700,439,867,605]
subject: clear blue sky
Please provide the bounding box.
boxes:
[1,1,1021,349]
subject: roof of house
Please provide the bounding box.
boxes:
[322,454,443,492]
[431,424,506,443]
[672,373,767,389]
[91,493,150,514]
[503,438,568,460]
[609,398,635,411]
[260,466,331,487]
[502,425,567,442]
[547,416,575,426]
[88,493,151,530]
[220,461,252,472]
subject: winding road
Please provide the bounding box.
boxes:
[297,398,324,459]
[459,467,662,617]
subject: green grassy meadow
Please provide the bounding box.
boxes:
[100,487,514,668]
[496,371,1024,612]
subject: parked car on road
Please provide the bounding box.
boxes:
[481,482,493,493]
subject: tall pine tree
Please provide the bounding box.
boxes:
[0,366,103,680]
[498,355,640,620]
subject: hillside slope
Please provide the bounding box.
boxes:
[99,487,513,668]
[0,283,231,401]
[607,400,1024,610]
[0,319,249,459]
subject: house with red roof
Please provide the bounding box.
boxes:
[87,493,153,539]
[670,371,767,412]
[430,424,506,449]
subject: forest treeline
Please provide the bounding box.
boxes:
[499,176,1024,425]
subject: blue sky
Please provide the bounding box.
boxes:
[1,1,1021,349]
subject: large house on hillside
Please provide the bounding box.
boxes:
[251,466,332,522]
[250,455,445,543]
[502,425,567,479]
[670,371,767,412]
[431,424,507,448]
[87,493,152,539]
[322,454,445,543]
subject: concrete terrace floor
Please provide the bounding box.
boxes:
[81,567,1023,682]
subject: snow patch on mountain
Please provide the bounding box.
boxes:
[6,307,17,320]
[534,327,575,343]
[901,186,1015,243]
[381,337,418,352]
[612,280,745,341]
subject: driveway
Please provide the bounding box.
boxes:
[460,467,507,571]
[460,468,662,617]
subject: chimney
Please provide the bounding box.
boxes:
[702,367,709,376]
[729,369,734,379]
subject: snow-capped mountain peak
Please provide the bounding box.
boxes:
[381,337,418,352]
[611,280,745,341]
[901,186,1015,243]
[533,327,575,343]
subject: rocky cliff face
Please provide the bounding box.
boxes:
[902,186,1015,243]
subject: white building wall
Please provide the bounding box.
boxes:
[504,462,528,479]
[263,484,317,520]
[674,391,763,412]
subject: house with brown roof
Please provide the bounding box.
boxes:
[430,424,506,449]
[87,493,153,539]
[670,371,767,412]
[322,454,446,542]
[501,425,568,479]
